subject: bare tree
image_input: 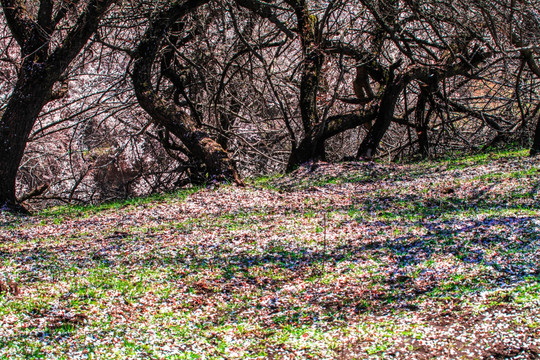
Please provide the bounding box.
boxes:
[2,0,538,211]
[131,0,243,185]
[0,0,118,213]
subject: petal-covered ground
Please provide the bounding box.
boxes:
[1,149,539,359]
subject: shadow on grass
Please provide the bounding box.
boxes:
[2,171,540,330]
[5,212,538,324]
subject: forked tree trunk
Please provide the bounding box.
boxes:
[132,0,243,185]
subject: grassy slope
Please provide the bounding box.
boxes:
[1,148,539,359]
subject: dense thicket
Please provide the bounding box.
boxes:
[0,0,539,212]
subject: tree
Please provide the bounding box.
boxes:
[236,0,378,170]
[2,0,538,210]
[131,0,243,185]
[0,0,118,213]
[506,1,540,155]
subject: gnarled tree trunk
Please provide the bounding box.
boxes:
[132,0,243,185]
[357,77,405,159]
[0,69,53,213]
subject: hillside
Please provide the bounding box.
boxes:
[1,149,540,359]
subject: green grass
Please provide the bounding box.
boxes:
[38,186,202,218]
[422,146,528,166]
[1,147,540,359]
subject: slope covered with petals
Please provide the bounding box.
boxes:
[1,149,540,359]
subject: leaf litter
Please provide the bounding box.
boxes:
[0,151,539,359]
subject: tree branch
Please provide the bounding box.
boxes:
[46,0,118,74]
[0,0,32,47]
[235,0,295,39]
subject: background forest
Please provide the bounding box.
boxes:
[0,0,539,212]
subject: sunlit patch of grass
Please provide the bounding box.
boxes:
[429,267,494,298]
[512,277,540,303]
[430,147,528,167]
[307,172,375,187]
[250,173,284,187]
[346,196,540,224]
[38,187,202,218]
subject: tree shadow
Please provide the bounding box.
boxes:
[1,180,539,332]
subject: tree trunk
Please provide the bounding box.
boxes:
[132,0,243,186]
[0,0,117,212]
[415,86,430,159]
[284,0,325,171]
[357,78,405,159]
[530,114,540,156]
[287,136,325,172]
[132,79,243,185]
[0,66,52,212]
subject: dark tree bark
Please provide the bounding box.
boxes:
[531,115,540,156]
[512,35,540,156]
[357,48,490,159]
[0,0,117,213]
[285,0,325,171]
[235,0,326,170]
[132,0,243,186]
[357,76,406,159]
[415,87,430,159]
[235,1,390,170]
[414,84,438,159]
